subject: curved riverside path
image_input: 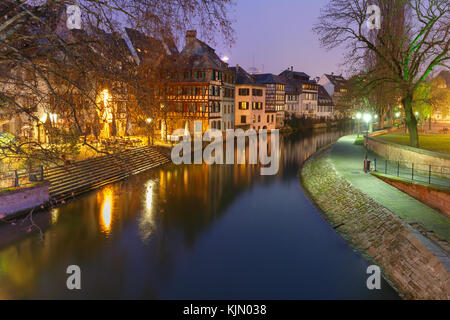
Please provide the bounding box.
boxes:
[330,135,450,247]
[301,135,450,299]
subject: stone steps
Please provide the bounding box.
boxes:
[44,146,169,201]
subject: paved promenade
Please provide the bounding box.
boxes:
[329,134,450,244]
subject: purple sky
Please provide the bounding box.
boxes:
[215,0,347,79]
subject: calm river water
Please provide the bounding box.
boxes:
[0,130,399,299]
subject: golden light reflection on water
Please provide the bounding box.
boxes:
[51,208,59,224]
[100,187,113,235]
[139,180,156,242]
[146,181,154,212]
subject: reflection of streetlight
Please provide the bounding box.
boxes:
[415,111,419,116]
[395,112,401,118]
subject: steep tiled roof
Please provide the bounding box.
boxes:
[253,73,286,85]
[318,85,334,106]
[229,66,263,85]
[279,69,310,81]
[175,33,228,71]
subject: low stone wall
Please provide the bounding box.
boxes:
[365,135,450,179]
[371,172,450,218]
[0,182,49,217]
[300,150,450,299]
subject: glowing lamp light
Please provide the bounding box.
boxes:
[363,113,372,123]
[40,113,48,123]
[374,115,378,119]
[146,118,152,124]
[222,56,229,62]
[356,112,362,119]
[415,111,419,116]
[395,112,401,118]
[49,113,58,124]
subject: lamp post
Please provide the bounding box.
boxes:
[146,118,152,145]
[363,113,372,135]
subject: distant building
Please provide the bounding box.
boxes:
[230,65,272,130]
[279,68,318,119]
[318,73,347,101]
[318,73,349,117]
[253,74,286,128]
[432,70,450,122]
[317,85,334,119]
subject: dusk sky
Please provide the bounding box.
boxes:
[215,0,347,79]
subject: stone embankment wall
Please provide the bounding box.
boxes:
[301,150,450,299]
[0,183,49,217]
[365,136,450,179]
[372,172,450,218]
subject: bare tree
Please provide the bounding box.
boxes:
[0,0,234,169]
[314,0,449,147]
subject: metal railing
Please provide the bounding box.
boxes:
[0,166,45,191]
[371,158,450,188]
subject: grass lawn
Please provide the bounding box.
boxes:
[377,133,450,155]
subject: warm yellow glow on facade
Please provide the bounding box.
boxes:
[40,113,48,123]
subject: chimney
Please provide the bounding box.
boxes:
[291,66,293,71]
[236,64,239,72]
[186,30,197,44]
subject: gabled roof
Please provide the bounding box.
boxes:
[175,31,228,71]
[279,69,310,81]
[253,73,286,85]
[318,85,334,106]
[324,74,346,85]
[229,66,263,86]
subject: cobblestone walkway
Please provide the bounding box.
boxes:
[329,135,450,244]
[301,149,450,299]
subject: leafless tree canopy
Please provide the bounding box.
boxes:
[314,0,449,146]
[0,0,234,169]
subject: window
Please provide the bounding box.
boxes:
[258,115,261,122]
[238,88,250,96]
[241,115,247,124]
[252,102,262,110]
[238,102,249,110]
[252,88,263,96]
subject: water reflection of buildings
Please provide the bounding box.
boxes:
[0,130,350,298]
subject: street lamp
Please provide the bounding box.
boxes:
[363,113,372,134]
[146,118,152,124]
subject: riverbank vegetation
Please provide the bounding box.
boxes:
[378,133,450,155]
